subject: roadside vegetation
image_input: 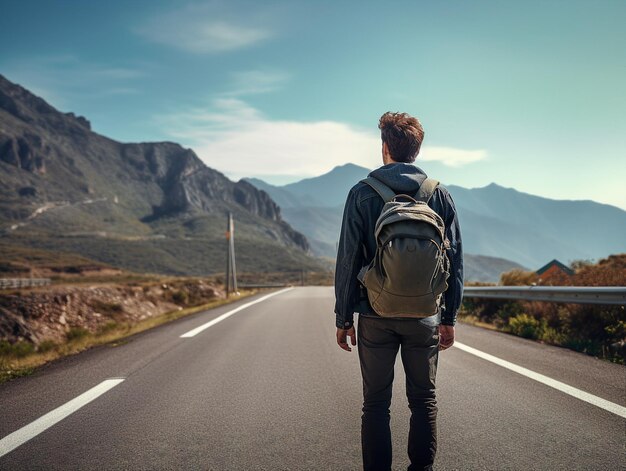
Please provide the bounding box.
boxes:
[460,254,626,364]
[0,287,256,384]
[0,245,333,384]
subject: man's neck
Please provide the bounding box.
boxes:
[383,155,397,165]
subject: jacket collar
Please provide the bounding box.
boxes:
[368,162,428,193]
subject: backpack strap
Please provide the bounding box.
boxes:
[360,177,396,203]
[415,178,439,203]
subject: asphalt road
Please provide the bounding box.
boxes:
[0,287,624,470]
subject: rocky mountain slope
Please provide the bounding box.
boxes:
[0,75,321,275]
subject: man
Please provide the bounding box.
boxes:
[334,112,463,471]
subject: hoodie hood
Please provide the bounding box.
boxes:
[368,163,428,193]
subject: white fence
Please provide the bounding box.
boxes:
[0,278,51,289]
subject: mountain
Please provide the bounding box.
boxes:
[243,163,370,260]
[0,74,323,275]
[445,183,626,267]
[282,163,368,207]
[245,177,322,209]
[247,164,626,277]
[463,254,526,283]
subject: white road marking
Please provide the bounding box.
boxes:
[0,378,125,458]
[454,342,626,419]
[180,287,294,338]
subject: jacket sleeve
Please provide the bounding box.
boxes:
[334,188,365,329]
[441,190,464,325]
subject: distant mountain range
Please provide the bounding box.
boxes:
[246,163,626,276]
[3,74,623,283]
[0,74,323,275]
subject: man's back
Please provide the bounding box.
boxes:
[333,112,463,471]
[334,162,463,330]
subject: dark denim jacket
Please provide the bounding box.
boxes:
[334,163,464,329]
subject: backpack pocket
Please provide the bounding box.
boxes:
[363,237,443,318]
[430,252,450,298]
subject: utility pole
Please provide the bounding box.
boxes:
[225,212,238,297]
[225,213,231,297]
[229,212,238,295]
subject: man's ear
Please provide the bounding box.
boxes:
[382,142,392,164]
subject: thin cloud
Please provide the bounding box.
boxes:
[97,67,144,80]
[98,87,141,97]
[158,99,487,180]
[221,70,290,96]
[420,146,487,167]
[1,55,144,106]
[5,55,144,80]
[161,98,264,136]
[135,4,274,53]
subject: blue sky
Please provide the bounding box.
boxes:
[1,0,625,209]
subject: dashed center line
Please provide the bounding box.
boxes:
[180,287,294,338]
[0,288,294,458]
[0,378,125,458]
[454,342,626,418]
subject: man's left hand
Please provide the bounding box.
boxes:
[336,327,356,352]
[438,324,455,350]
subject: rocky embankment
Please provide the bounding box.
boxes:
[0,280,223,345]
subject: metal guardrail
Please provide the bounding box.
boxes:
[0,278,51,289]
[463,286,626,306]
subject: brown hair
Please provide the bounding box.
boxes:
[378,112,424,163]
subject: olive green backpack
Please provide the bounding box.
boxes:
[357,177,451,318]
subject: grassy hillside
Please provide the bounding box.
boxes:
[0,74,326,276]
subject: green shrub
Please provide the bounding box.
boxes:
[0,340,35,357]
[0,340,11,356]
[508,314,543,339]
[97,321,119,334]
[172,290,188,304]
[540,326,567,345]
[604,319,626,341]
[562,337,602,357]
[494,302,524,328]
[66,327,90,341]
[90,300,123,316]
[462,299,517,324]
[461,254,626,363]
[37,340,57,353]
[500,269,539,286]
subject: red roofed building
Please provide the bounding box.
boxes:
[536,259,574,283]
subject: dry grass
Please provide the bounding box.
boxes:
[0,290,257,384]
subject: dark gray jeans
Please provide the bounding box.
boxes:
[357,316,439,471]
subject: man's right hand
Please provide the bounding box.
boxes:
[336,326,357,352]
[438,325,455,350]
